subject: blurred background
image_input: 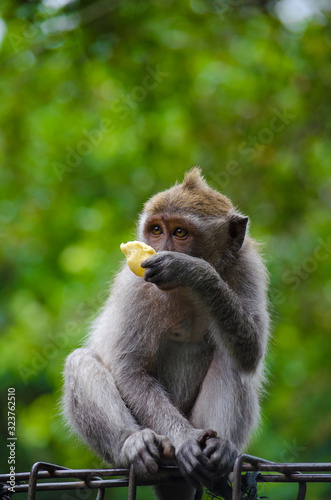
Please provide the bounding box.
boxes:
[0,0,330,498]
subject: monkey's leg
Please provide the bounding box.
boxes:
[190,353,259,449]
[189,352,259,494]
[63,348,173,475]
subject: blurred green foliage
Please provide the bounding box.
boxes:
[0,0,330,499]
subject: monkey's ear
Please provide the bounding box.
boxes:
[228,215,248,252]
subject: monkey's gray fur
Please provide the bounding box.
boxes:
[63,168,269,500]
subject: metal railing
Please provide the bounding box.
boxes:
[0,455,330,500]
[232,455,331,500]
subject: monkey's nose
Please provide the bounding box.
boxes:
[158,240,174,252]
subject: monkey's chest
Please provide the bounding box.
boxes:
[153,336,213,415]
[166,317,209,343]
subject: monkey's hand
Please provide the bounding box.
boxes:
[142,251,213,290]
[176,431,238,493]
[121,429,175,477]
[202,436,238,486]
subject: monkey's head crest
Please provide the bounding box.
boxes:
[144,167,233,217]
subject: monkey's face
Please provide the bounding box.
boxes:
[141,213,232,264]
[140,211,248,268]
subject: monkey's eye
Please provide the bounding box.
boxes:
[173,228,188,239]
[151,225,163,236]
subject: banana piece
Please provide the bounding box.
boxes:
[120,241,156,277]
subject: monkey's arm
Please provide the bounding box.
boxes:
[63,347,175,476]
[199,275,267,372]
[143,251,268,373]
[109,339,199,445]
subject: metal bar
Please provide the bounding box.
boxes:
[6,479,130,492]
[232,454,331,499]
[241,463,331,472]
[255,474,331,482]
[0,468,130,481]
[5,472,330,493]
[27,461,40,500]
[1,458,330,499]
[232,454,246,500]
[297,481,307,500]
[234,454,331,472]
[233,454,271,499]
[0,465,181,483]
[26,461,74,500]
[95,487,105,500]
[83,470,107,500]
[128,465,136,500]
[27,462,66,500]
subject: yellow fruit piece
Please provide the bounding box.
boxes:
[120,241,156,277]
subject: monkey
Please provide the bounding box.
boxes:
[63,167,269,500]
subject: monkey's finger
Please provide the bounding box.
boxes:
[158,436,175,459]
[179,455,217,491]
[198,429,218,448]
[144,439,161,460]
[186,451,219,481]
[209,439,238,463]
[191,442,216,470]
[144,269,166,285]
[141,255,162,268]
[177,442,217,480]
[205,440,237,474]
[132,456,156,477]
[137,448,159,475]
[163,442,175,460]
[144,267,162,279]
[203,438,219,458]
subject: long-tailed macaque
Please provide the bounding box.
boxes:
[63,168,269,500]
